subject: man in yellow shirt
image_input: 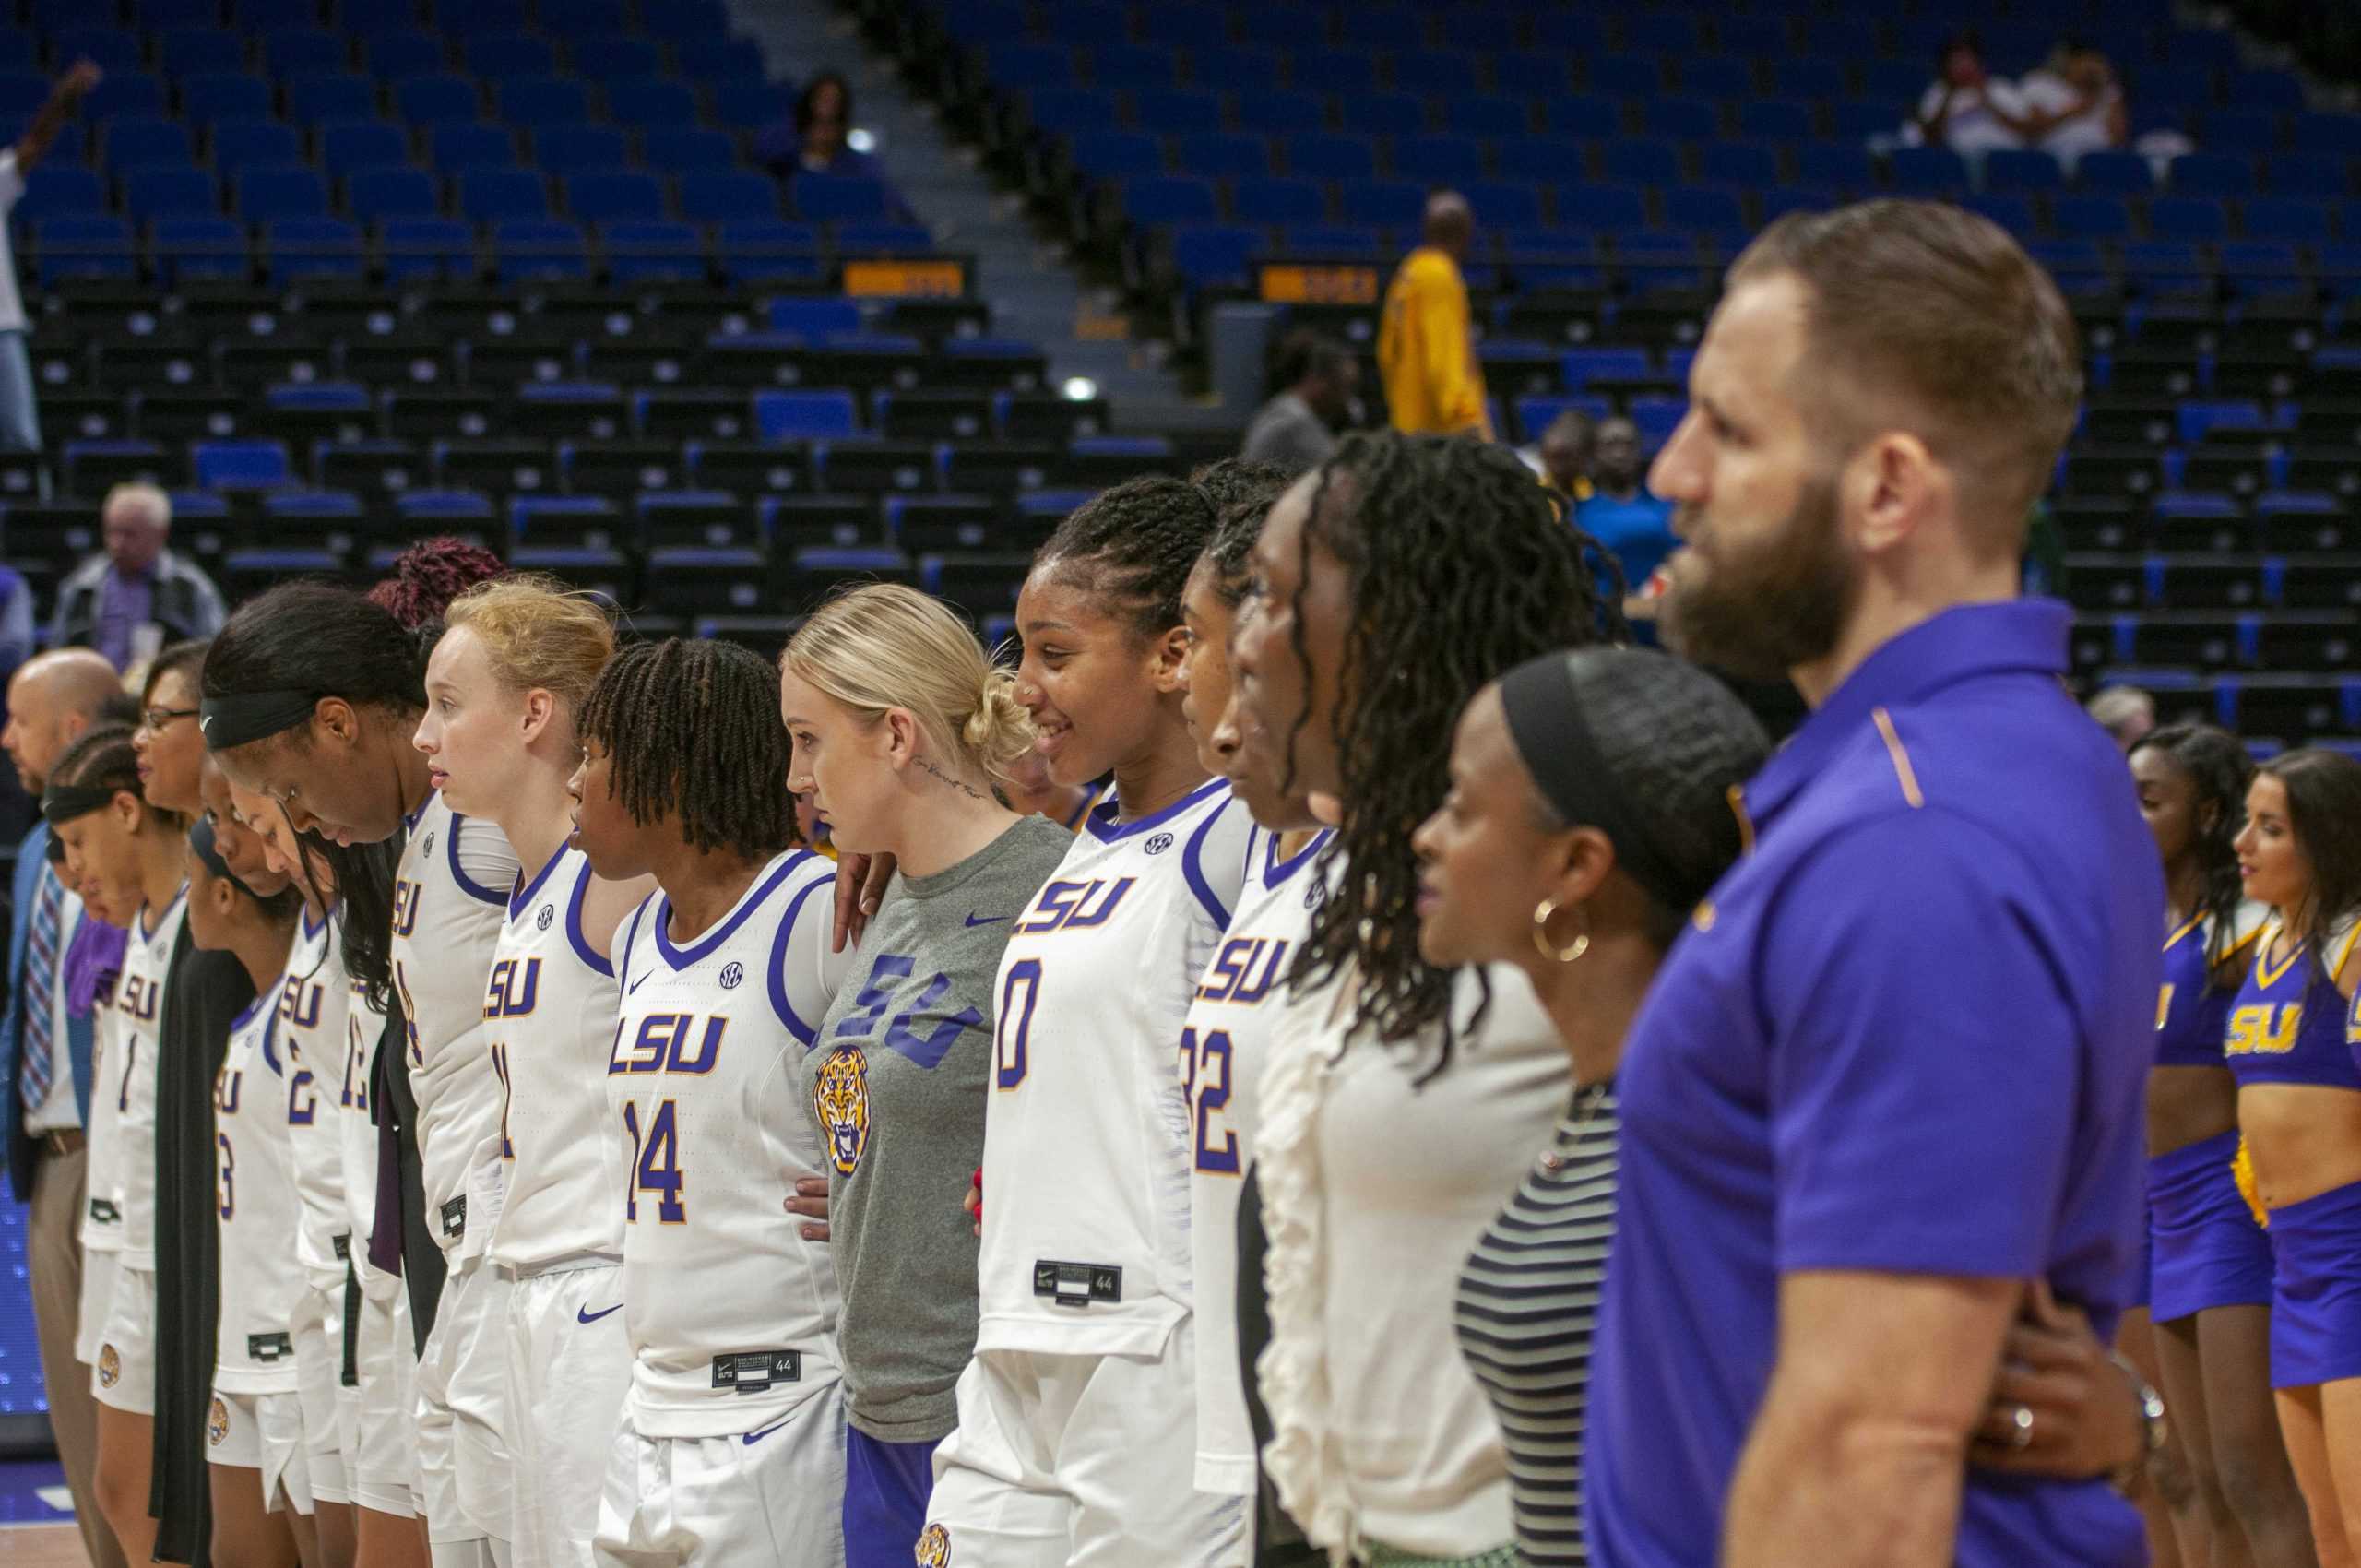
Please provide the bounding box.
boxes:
[1377,190,1491,439]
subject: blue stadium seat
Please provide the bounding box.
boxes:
[2218,240,2304,293]
[1176,133,1269,181]
[1392,135,1483,186]
[1338,178,1423,229]
[379,214,475,279]
[1169,224,1259,288]
[1774,58,1845,101]
[705,223,817,285]
[182,74,275,127]
[2231,69,2305,113]
[465,31,553,77]
[499,77,591,128]
[755,389,858,442]
[1888,145,1969,196]
[138,0,231,28]
[1985,148,2065,193]
[340,0,425,32]
[1286,134,1376,183]
[536,123,631,176]
[263,215,363,279]
[491,217,587,280]
[675,35,765,87]
[2200,112,2282,158]
[1487,137,1577,189]
[1355,10,1428,52]
[1186,47,1277,95]
[606,77,697,131]
[2150,196,2230,243]
[17,166,106,220]
[106,116,197,170]
[53,29,144,74]
[2267,153,2351,199]
[125,165,220,220]
[2027,239,2113,294]
[2122,239,2211,291]
[1555,183,1647,232]
[0,74,42,121]
[676,171,778,223]
[1135,88,1223,137]
[262,29,346,76]
[987,42,1074,92]
[87,73,169,120]
[1533,12,1607,53]
[152,216,248,279]
[1793,142,1876,195]
[1622,12,1698,53]
[435,0,526,31]
[1091,43,1174,91]
[712,80,788,134]
[1680,57,1754,101]
[235,163,330,220]
[769,297,861,339]
[1602,137,1680,188]
[1829,100,1903,142]
[1965,193,2038,238]
[1446,95,1531,139]
[1278,223,1381,259]
[639,126,736,172]
[31,215,136,282]
[2055,195,2134,240]
[1392,52,1480,98]
[318,117,407,176]
[1643,96,1718,141]
[2243,196,2331,244]
[792,173,895,223]
[836,222,932,253]
[458,165,550,220]
[1070,131,1162,180]
[1699,143,1776,188]
[566,171,664,222]
[1121,174,1219,227]
[1292,51,1378,97]
[635,0,723,39]
[1664,186,1743,232]
[1230,95,1323,137]
[278,73,372,131]
[362,32,443,80]
[2299,113,2361,157]
[1461,180,1541,230]
[395,489,494,527]
[600,219,702,281]
[1138,7,1226,51]
[212,118,303,176]
[1738,101,1814,142]
[349,166,444,221]
[569,37,660,84]
[1494,54,1571,100]
[2079,151,2155,195]
[429,121,513,172]
[396,74,481,125]
[160,28,246,75]
[1758,186,1831,224]
[1231,175,1323,226]
[2174,152,2256,197]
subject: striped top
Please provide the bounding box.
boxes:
[1452,1084,1619,1568]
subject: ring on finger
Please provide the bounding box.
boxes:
[2010,1404,2035,1449]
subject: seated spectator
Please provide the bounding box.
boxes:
[2018,40,2129,168]
[759,70,881,183]
[1573,417,1676,591]
[50,483,226,671]
[1522,409,1595,500]
[1912,33,2030,160]
[1241,330,1358,473]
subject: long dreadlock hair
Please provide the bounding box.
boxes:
[1286,431,1629,1061]
[2128,723,2253,979]
[1036,475,1222,637]
[576,638,799,861]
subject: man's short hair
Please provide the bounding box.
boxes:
[1272,329,1351,390]
[102,481,172,530]
[1727,200,2082,551]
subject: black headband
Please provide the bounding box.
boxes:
[1497,653,1716,917]
[188,816,261,899]
[41,779,124,826]
[198,690,321,752]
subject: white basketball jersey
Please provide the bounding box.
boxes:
[389,792,517,1257]
[278,911,352,1294]
[486,847,626,1272]
[213,987,306,1395]
[978,778,1253,1359]
[338,955,396,1302]
[80,968,126,1254]
[113,885,186,1271]
[1186,826,1330,1497]
[607,849,847,1437]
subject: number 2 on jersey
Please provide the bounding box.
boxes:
[621,1099,686,1223]
[1180,1028,1240,1174]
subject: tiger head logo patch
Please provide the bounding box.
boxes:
[208,1396,230,1447]
[97,1344,120,1387]
[915,1524,952,1566]
[813,1046,871,1177]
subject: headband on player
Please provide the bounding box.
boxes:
[198,690,321,752]
[40,779,123,826]
[1498,652,1714,918]
[188,816,260,898]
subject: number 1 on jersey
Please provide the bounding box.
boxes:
[621,1099,686,1223]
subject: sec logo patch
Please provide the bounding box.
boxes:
[208,1396,230,1447]
[915,1523,952,1565]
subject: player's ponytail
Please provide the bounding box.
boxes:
[783,583,1038,788]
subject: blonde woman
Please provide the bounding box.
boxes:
[411,579,653,1568]
[777,585,1074,1567]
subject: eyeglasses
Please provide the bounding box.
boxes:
[139,706,198,731]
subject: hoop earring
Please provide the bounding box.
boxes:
[1532,898,1590,964]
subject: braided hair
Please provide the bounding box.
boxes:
[576,638,799,861]
[50,724,149,817]
[2129,723,2253,976]
[1191,459,1293,611]
[1037,476,1222,637]
[1287,431,1628,1056]
[1189,457,1293,522]
[366,538,509,630]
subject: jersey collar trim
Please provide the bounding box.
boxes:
[1083,775,1229,844]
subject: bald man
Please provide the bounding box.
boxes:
[1376,190,1492,439]
[1,647,134,1568]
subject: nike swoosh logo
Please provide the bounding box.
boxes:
[964,914,1007,928]
[742,1418,792,1445]
[576,1303,623,1324]
[627,972,650,994]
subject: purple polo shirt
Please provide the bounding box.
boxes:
[1589,600,2162,1568]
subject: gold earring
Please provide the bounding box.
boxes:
[1532,898,1590,964]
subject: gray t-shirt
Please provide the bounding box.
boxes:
[801,814,1074,1441]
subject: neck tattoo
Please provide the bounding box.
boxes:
[915,756,987,802]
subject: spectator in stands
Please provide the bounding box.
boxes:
[1530,409,1596,499]
[1911,33,2031,161]
[1378,191,1492,440]
[760,70,882,184]
[2089,686,2157,751]
[1241,330,1358,473]
[0,61,101,454]
[50,485,227,671]
[2017,41,2130,169]
[1574,417,1677,590]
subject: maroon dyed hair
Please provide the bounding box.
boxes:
[366,538,509,629]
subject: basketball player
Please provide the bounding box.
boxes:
[568,637,850,1568]
[2130,726,2316,1567]
[44,725,186,1568]
[417,579,650,1568]
[922,476,1255,1567]
[186,815,310,1567]
[201,582,519,1568]
[778,585,1071,1565]
[2225,750,2361,1564]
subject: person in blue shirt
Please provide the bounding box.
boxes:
[1588,199,2165,1568]
[1572,417,1676,591]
